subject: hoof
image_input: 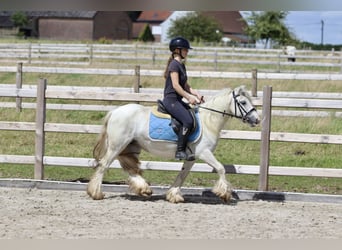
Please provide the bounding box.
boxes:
[140,188,153,197]
[128,176,152,197]
[220,192,232,203]
[87,185,105,200]
[128,183,153,197]
[212,189,232,203]
[166,188,184,203]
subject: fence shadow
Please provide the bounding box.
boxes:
[105,190,285,205]
[106,193,236,205]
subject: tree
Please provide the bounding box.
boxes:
[11,11,28,28]
[167,12,222,43]
[10,11,29,38]
[138,24,155,42]
[244,11,294,48]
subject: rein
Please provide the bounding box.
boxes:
[197,90,256,120]
[197,105,234,117]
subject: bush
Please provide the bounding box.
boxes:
[97,37,112,44]
[138,24,155,42]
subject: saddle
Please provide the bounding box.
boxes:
[157,100,198,134]
[148,100,201,142]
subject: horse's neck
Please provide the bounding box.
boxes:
[200,90,232,136]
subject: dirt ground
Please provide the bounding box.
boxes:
[0,187,341,239]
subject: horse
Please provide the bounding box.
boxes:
[87,85,260,203]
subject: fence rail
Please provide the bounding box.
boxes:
[2,64,342,81]
[1,43,342,72]
[2,84,342,108]
[2,62,342,119]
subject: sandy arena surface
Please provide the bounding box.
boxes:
[0,187,341,239]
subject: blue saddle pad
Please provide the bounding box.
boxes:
[149,112,201,142]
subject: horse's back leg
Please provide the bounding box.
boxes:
[166,160,195,203]
[87,131,133,200]
[87,145,124,200]
[118,141,152,197]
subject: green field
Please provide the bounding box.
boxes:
[0,42,341,195]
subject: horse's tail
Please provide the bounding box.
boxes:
[92,111,112,167]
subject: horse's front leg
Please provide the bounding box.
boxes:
[198,149,232,202]
[166,160,195,203]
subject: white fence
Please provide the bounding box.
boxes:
[2,63,342,118]
[1,43,342,72]
[1,79,342,191]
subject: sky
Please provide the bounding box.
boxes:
[285,11,342,45]
[242,11,342,45]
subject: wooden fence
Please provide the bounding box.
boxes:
[1,43,342,72]
[1,63,342,118]
[1,78,342,191]
[3,63,342,80]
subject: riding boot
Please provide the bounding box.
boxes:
[175,127,195,161]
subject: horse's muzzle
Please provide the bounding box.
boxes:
[243,115,260,127]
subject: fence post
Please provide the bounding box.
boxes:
[152,48,156,65]
[277,53,281,73]
[214,49,218,71]
[34,78,47,180]
[134,43,138,59]
[16,62,23,112]
[134,65,141,94]
[340,48,342,73]
[251,68,257,97]
[258,85,272,191]
[28,43,32,64]
[88,43,93,65]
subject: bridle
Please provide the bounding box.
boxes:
[197,90,256,122]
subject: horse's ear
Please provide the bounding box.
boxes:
[235,85,246,95]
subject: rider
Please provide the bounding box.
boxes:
[162,36,204,161]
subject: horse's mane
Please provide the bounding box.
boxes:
[202,88,232,108]
[202,85,251,108]
[198,85,251,135]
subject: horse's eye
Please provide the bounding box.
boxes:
[240,100,246,105]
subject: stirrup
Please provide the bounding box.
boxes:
[175,151,195,161]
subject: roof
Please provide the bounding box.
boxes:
[201,11,247,34]
[27,11,97,18]
[0,11,97,19]
[136,11,172,23]
[200,11,250,43]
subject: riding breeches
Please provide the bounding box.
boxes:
[162,98,193,129]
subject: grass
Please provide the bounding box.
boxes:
[0,41,342,195]
[1,106,341,195]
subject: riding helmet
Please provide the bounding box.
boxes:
[169,37,192,52]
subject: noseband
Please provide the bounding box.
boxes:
[198,90,256,121]
[232,91,256,121]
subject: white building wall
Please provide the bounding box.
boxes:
[159,11,194,43]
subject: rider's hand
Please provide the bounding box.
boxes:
[187,95,198,105]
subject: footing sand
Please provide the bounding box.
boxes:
[1,187,341,239]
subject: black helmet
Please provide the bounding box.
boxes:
[169,37,192,52]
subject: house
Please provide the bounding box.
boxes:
[133,11,172,42]
[0,11,18,37]
[201,11,251,43]
[38,11,132,40]
[133,11,251,44]
[0,11,132,40]
[0,11,250,44]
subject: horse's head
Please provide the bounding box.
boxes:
[230,86,260,127]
